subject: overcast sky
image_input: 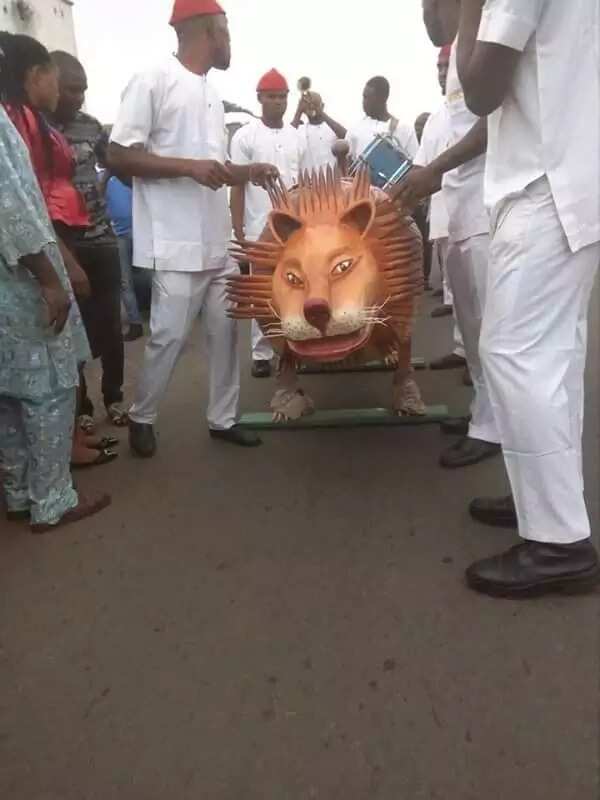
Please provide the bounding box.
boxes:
[73,0,443,130]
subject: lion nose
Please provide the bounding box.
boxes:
[304,298,331,335]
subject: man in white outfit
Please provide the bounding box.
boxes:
[395,4,500,469]
[230,69,305,379]
[414,47,468,392]
[108,0,277,455]
[456,0,600,596]
[292,91,347,173]
[346,76,418,162]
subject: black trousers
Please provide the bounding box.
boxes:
[74,241,124,414]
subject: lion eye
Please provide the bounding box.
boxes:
[286,271,303,287]
[332,258,353,276]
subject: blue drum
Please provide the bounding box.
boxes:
[351,134,412,189]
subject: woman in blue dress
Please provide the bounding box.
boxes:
[0,103,110,531]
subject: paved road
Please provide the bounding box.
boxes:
[1,288,598,800]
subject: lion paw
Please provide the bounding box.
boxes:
[384,350,400,368]
[393,376,427,416]
[270,389,315,422]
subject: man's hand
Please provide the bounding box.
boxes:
[41,284,71,334]
[67,261,91,300]
[388,165,443,209]
[248,163,280,188]
[187,160,233,190]
[296,96,309,117]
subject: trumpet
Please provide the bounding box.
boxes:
[297,77,322,119]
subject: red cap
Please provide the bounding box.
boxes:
[257,69,289,93]
[169,0,225,26]
[438,45,452,65]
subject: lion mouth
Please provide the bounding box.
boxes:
[286,327,371,362]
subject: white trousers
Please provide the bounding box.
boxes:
[129,265,240,430]
[251,320,275,362]
[433,238,454,307]
[481,177,599,544]
[447,233,499,443]
[434,237,465,359]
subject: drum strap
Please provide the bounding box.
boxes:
[388,116,400,139]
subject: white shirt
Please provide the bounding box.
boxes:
[441,44,489,242]
[299,121,338,173]
[110,56,231,272]
[414,104,451,241]
[230,119,304,242]
[479,0,600,253]
[346,116,418,161]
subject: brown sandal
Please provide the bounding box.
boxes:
[31,493,111,534]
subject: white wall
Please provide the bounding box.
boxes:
[1,0,77,54]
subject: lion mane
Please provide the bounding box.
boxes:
[227,166,424,348]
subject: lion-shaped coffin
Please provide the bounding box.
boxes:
[227,166,426,422]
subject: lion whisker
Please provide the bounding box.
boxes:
[268,301,281,321]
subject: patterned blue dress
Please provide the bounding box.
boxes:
[0,107,90,524]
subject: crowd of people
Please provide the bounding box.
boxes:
[0,0,598,599]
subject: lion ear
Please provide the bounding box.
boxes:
[269,211,304,245]
[339,200,376,238]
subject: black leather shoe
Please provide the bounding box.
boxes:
[470,495,517,528]
[466,540,600,597]
[129,421,157,458]
[431,304,453,318]
[6,509,30,522]
[440,416,471,436]
[210,426,262,447]
[440,436,501,469]
[251,360,272,378]
[430,353,467,371]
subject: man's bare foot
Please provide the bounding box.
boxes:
[31,493,111,534]
[83,433,119,450]
[72,428,118,467]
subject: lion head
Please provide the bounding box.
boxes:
[228,167,423,363]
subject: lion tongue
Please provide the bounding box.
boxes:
[287,330,368,362]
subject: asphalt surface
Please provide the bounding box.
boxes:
[1,286,598,800]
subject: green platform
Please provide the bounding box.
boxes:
[239,405,448,430]
[296,357,426,375]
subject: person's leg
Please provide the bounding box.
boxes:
[0,395,29,516]
[75,243,125,418]
[440,235,500,466]
[429,240,467,371]
[78,365,94,420]
[566,298,588,481]
[480,182,599,545]
[447,234,499,443]
[251,320,275,363]
[98,246,126,412]
[129,271,202,426]
[202,263,260,447]
[203,265,241,431]
[21,387,80,526]
[118,234,143,327]
[453,321,466,360]
[440,239,454,308]
[468,178,600,596]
